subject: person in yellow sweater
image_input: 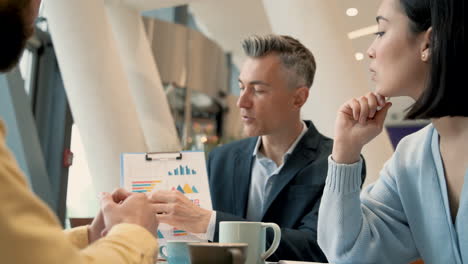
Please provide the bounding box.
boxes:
[0,0,160,263]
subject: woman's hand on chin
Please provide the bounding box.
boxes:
[332,92,392,164]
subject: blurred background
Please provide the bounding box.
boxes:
[0,0,428,227]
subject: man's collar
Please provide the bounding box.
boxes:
[252,121,308,158]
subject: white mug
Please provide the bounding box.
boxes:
[219,221,281,264]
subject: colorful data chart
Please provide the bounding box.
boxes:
[157,230,164,239]
[173,228,188,237]
[168,165,197,176]
[172,184,199,194]
[131,180,161,193]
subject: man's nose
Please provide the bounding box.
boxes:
[237,91,253,109]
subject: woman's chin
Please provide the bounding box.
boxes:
[374,86,394,98]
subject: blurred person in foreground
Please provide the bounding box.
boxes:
[317,0,468,263]
[0,0,160,263]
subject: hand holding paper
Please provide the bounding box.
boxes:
[149,190,213,234]
[121,151,213,244]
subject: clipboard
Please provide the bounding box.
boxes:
[120,151,212,244]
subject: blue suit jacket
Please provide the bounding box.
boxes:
[207,120,366,262]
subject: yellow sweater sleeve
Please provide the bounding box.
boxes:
[65,225,90,250]
[0,121,158,263]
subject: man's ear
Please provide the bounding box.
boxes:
[293,86,309,109]
[420,27,432,62]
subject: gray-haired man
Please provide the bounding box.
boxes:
[150,34,366,262]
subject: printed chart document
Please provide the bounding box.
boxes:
[121,151,212,245]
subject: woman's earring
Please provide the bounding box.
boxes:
[422,53,429,61]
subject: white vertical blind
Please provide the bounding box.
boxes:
[106,4,181,152]
[45,0,147,194]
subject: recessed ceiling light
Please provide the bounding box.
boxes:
[355,52,364,61]
[346,8,359,17]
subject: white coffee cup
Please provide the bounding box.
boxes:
[219,222,281,264]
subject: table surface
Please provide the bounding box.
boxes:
[157,261,325,264]
[156,260,278,264]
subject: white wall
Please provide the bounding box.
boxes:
[262,0,394,185]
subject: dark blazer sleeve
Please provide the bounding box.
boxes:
[207,147,248,241]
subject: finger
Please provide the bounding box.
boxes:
[374,102,392,125]
[367,93,378,118]
[92,209,104,226]
[149,190,179,203]
[111,188,133,203]
[148,191,167,203]
[338,100,354,118]
[149,204,162,215]
[156,215,182,231]
[374,93,386,107]
[350,98,361,121]
[153,203,173,215]
[99,192,116,212]
[88,209,105,243]
[358,96,369,125]
[156,214,174,225]
[101,227,110,237]
[118,192,146,208]
[340,104,353,117]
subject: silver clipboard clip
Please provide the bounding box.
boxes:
[145,152,183,161]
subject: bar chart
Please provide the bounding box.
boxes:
[168,165,197,176]
[131,180,161,193]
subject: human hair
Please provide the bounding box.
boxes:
[0,0,31,72]
[398,0,467,119]
[241,34,316,89]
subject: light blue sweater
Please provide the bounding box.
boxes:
[318,124,468,264]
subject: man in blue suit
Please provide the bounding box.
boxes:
[151,34,366,262]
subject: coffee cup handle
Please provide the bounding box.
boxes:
[228,248,244,264]
[159,245,168,259]
[260,223,281,260]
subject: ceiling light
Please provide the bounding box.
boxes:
[355,52,364,61]
[346,8,359,17]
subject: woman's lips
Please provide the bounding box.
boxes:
[370,69,376,81]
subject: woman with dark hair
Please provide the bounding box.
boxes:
[317,0,467,263]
